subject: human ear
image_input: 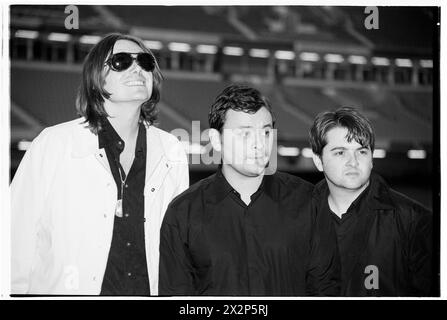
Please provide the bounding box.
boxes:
[208,129,222,153]
[312,153,324,172]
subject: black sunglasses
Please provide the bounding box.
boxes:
[105,52,155,72]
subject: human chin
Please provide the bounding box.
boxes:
[241,162,266,177]
[340,176,369,190]
[125,89,150,102]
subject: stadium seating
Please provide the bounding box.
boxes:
[11,64,81,127]
[8,4,437,207]
[10,63,433,151]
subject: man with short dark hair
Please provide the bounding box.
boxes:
[159,84,340,296]
[309,107,434,296]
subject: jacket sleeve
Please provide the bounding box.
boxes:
[306,197,341,296]
[407,206,435,296]
[158,203,196,296]
[10,129,51,294]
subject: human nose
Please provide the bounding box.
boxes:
[346,151,359,167]
[128,58,142,73]
[252,130,265,151]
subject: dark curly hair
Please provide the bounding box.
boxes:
[76,33,163,133]
[208,84,276,132]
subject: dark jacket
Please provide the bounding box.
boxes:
[313,172,435,296]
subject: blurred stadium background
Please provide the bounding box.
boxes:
[9,5,438,209]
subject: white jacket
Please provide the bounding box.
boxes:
[11,118,189,295]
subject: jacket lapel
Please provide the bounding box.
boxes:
[94,149,112,175]
[145,126,166,184]
[343,173,396,287]
[143,126,173,226]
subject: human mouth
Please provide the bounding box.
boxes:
[247,155,268,163]
[124,80,145,86]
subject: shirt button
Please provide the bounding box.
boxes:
[124,213,129,218]
[127,272,132,277]
[125,184,129,188]
[151,188,155,192]
[126,242,131,247]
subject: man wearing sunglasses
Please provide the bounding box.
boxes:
[11,33,189,295]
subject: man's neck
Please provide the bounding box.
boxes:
[222,165,264,205]
[104,102,141,142]
[327,180,369,218]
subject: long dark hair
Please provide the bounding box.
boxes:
[76,33,163,133]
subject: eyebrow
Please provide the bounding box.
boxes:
[329,146,369,151]
[236,124,273,129]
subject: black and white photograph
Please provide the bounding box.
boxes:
[0,0,443,307]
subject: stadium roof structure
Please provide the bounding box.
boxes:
[10,6,436,59]
[234,6,362,45]
[342,6,436,56]
[10,5,128,33]
[109,6,369,53]
[108,6,242,38]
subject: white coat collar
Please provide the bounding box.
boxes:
[70,118,168,180]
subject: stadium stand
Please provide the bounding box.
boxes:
[11,5,123,33]
[235,6,362,45]
[161,77,224,129]
[11,63,81,127]
[342,6,435,55]
[394,90,433,124]
[9,5,437,205]
[107,6,241,36]
[10,62,433,148]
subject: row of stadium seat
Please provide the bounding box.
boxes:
[11,63,432,148]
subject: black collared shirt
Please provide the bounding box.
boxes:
[98,118,150,296]
[159,169,340,296]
